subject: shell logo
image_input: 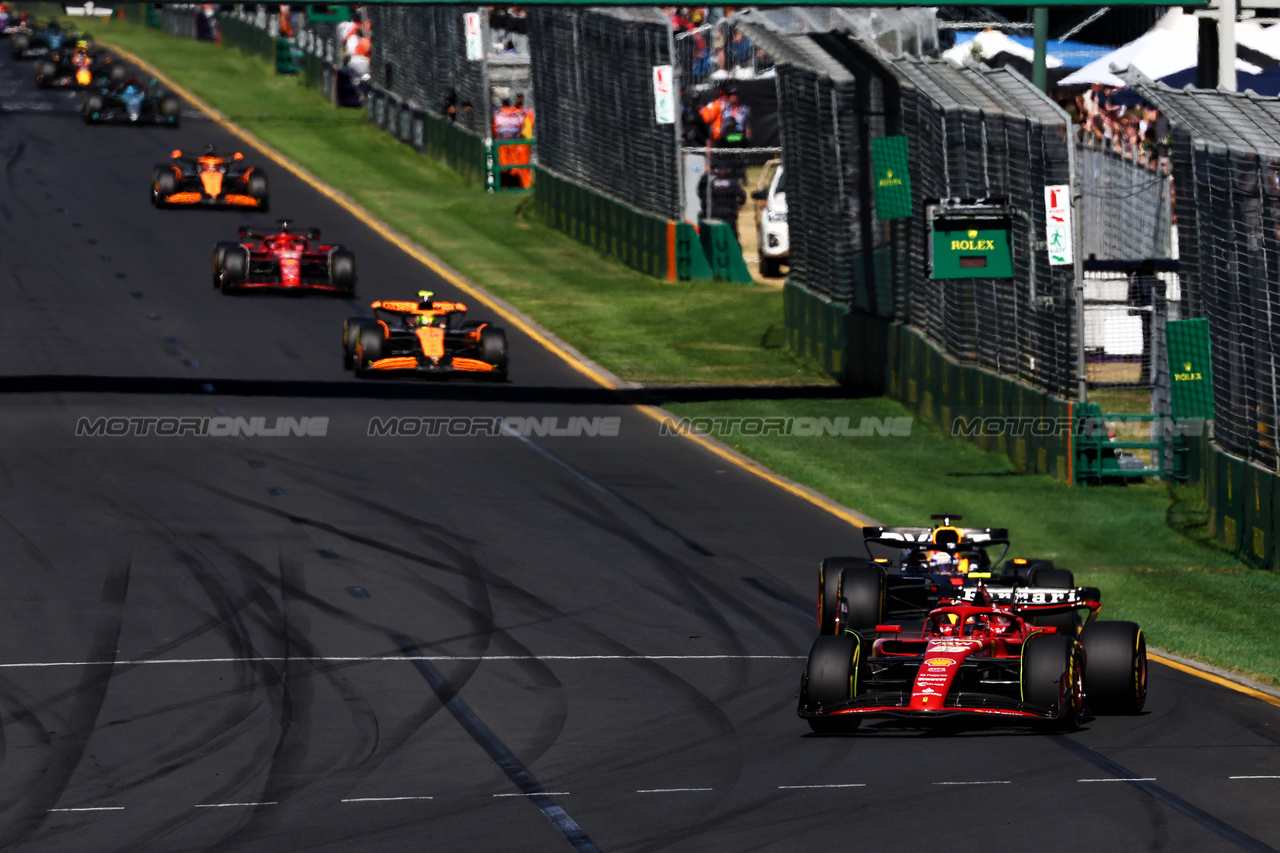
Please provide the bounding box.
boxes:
[925,658,955,667]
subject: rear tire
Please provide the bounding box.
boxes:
[82,92,104,123]
[11,33,29,59]
[1022,634,1083,730]
[479,325,507,373]
[802,634,862,734]
[247,171,269,211]
[160,95,180,125]
[108,63,126,86]
[330,250,356,295]
[1029,567,1079,636]
[1080,621,1147,715]
[840,563,885,632]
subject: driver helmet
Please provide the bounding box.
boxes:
[927,549,957,572]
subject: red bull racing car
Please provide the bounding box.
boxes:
[153,146,269,210]
[212,221,354,295]
[343,291,508,380]
[818,515,1083,638]
[798,585,1147,733]
[34,40,122,89]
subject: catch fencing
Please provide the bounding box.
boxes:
[528,6,679,220]
[1132,76,1280,473]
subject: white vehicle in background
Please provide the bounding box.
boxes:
[752,159,788,277]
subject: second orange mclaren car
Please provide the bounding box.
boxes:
[151,146,269,211]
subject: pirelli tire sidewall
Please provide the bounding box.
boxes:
[1079,621,1147,715]
[218,245,248,292]
[801,633,862,733]
[354,323,385,375]
[152,165,176,206]
[479,325,508,373]
[1022,633,1083,730]
[817,557,881,634]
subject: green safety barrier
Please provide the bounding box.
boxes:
[275,37,303,74]
[485,138,537,193]
[306,4,352,23]
[533,166,703,281]
[697,220,752,284]
[1182,430,1280,568]
[218,16,274,65]
[676,222,712,281]
[783,282,848,381]
[145,4,161,28]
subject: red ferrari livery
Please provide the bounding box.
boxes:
[211,221,355,295]
[798,585,1146,733]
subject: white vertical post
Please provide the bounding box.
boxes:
[1220,0,1238,92]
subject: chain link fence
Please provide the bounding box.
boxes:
[1130,75,1280,471]
[528,7,679,220]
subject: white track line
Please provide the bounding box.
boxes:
[1078,778,1157,783]
[777,784,867,790]
[48,807,124,812]
[933,781,1011,786]
[194,802,277,808]
[1229,776,1280,780]
[0,655,802,669]
[493,792,570,798]
[341,797,434,803]
[636,788,713,793]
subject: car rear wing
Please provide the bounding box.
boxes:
[863,526,1010,548]
[950,584,1102,613]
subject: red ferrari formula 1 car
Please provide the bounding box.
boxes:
[798,585,1146,733]
[212,222,354,295]
[343,291,508,380]
[153,146,268,210]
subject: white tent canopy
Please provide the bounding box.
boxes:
[1059,25,1262,87]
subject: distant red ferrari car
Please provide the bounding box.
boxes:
[211,221,355,295]
[798,585,1146,733]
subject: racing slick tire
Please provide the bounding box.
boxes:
[353,324,385,376]
[1001,558,1053,583]
[1079,621,1147,715]
[215,243,248,292]
[108,63,126,86]
[160,95,181,126]
[152,166,176,207]
[247,171,269,212]
[801,634,862,734]
[479,325,508,375]
[343,317,371,370]
[82,92,104,123]
[329,249,356,296]
[34,59,55,86]
[1030,566,1074,588]
[1028,566,1079,635]
[10,33,28,59]
[817,558,882,633]
[1022,633,1084,731]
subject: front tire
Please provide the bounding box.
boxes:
[247,171,269,211]
[801,634,862,734]
[1080,621,1147,715]
[1022,634,1084,731]
[354,324,385,375]
[343,317,370,370]
[152,166,176,207]
[330,250,356,295]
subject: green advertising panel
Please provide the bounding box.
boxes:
[871,136,912,220]
[1166,318,1214,420]
[931,219,1013,279]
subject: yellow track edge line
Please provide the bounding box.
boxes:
[1149,651,1280,708]
[100,40,616,390]
[101,40,882,530]
[99,45,1280,711]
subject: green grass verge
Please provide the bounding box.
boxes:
[667,398,1280,686]
[82,16,1278,689]
[89,16,829,387]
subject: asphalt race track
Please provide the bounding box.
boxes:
[1,48,1279,853]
